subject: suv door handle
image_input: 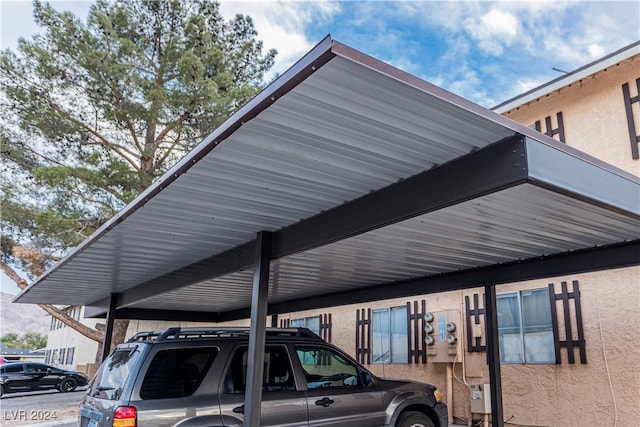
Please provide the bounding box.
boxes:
[233,405,244,414]
[315,397,334,407]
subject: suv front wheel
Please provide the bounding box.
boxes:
[396,411,435,427]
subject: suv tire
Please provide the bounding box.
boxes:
[60,377,77,393]
[396,411,435,427]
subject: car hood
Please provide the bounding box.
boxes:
[377,377,436,392]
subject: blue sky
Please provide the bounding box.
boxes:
[0,1,638,293]
[1,0,638,108]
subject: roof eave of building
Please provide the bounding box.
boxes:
[493,41,640,114]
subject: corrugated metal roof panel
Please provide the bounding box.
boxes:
[128,184,638,313]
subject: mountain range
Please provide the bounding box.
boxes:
[0,292,50,337]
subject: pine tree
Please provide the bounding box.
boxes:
[1,0,276,353]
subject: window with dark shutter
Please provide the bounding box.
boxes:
[548,280,587,364]
[534,112,565,143]
[288,313,332,342]
[622,78,640,159]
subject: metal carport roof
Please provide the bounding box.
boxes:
[14,36,640,427]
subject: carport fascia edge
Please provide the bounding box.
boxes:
[524,136,640,217]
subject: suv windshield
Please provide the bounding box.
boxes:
[91,346,140,400]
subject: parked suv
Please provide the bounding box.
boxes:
[0,362,89,396]
[79,327,447,427]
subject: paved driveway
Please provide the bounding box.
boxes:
[1,388,87,426]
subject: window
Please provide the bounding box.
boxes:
[2,364,23,373]
[371,306,408,364]
[140,347,218,399]
[296,347,360,389]
[224,346,295,393]
[497,289,554,364]
[91,347,140,401]
[25,363,48,373]
[290,316,320,335]
[66,347,75,365]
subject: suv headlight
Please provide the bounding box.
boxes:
[433,389,443,402]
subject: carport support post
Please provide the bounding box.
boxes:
[101,293,118,362]
[484,285,504,427]
[244,231,272,427]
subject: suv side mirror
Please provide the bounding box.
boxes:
[360,371,374,387]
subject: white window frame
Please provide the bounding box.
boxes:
[497,288,555,364]
[371,306,408,364]
[290,316,321,335]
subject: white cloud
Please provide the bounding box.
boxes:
[447,67,493,106]
[516,78,544,95]
[464,8,520,55]
[587,43,606,60]
[4,0,638,114]
[219,1,341,78]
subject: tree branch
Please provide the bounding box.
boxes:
[38,304,104,343]
[1,261,28,290]
[154,113,188,145]
[1,260,104,343]
[46,97,141,171]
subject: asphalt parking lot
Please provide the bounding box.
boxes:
[0,388,468,426]
[0,388,87,426]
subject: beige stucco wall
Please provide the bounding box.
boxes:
[496,267,639,426]
[123,266,639,426]
[502,53,639,176]
[278,267,639,426]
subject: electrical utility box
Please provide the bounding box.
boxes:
[424,309,461,363]
[470,383,491,414]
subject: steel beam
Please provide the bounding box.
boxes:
[484,285,504,427]
[244,231,272,427]
[84,240,639,321]
[101,293,118,362]
[214,240,639,322]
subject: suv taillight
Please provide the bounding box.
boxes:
[113,406,136,427]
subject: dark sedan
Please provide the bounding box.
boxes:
[0,362,89,397]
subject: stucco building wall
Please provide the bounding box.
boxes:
[273,267,639,426]
[501,53,639,175]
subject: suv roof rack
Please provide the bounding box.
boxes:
[126,327,324,343]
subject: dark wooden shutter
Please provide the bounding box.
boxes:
[535,111,565,143]
[549,280,587,364]
[319,313,332,343]
[355,308,371,364]
[407,300,427,364]
[465,293,487,353]
[279,318,290,328]
[622,78,640,159]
